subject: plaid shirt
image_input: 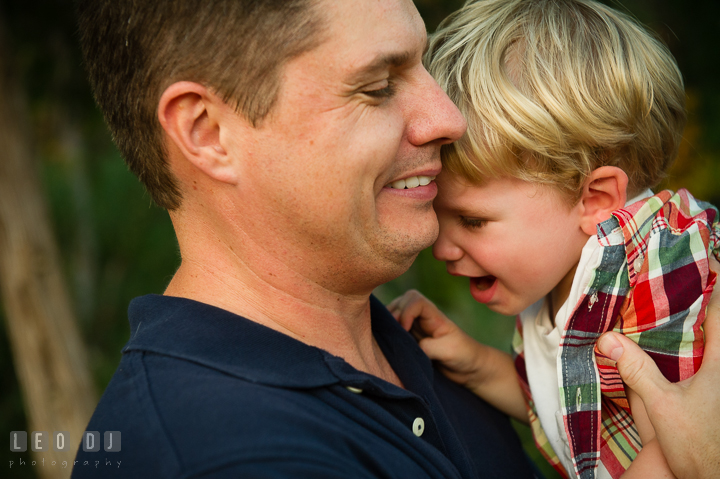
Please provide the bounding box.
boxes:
[513,189,719,479]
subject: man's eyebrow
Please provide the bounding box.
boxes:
[347,50,414,82]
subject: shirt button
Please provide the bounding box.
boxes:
[345,386,363,394]
[634,253,644,273]
[412,417,425,437]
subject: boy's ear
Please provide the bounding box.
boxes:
[158,81,239,185]
[578,166,628,235]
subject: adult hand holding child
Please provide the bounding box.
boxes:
[597,257,720,479]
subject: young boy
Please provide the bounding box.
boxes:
[389,1,720,478]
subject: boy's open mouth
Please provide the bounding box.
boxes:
[472,275,497,291]
[469,275,498,304]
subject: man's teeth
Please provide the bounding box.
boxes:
[388,176,435,189]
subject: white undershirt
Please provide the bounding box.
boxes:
[519,190,653,478]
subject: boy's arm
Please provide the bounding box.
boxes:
[455,342,528,423]
[388,290,528,422]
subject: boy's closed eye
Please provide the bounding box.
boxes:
[458,216,487,229]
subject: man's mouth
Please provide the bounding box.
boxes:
[385,175,436,190]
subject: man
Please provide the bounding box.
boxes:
[74,0,720,478]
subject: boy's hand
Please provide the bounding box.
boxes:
[387,289,455,338]
[387,290,491,392]
[387,290,529,422]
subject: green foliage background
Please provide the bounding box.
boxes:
[1,1,718,478]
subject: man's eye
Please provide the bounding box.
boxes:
[458,216,487,230]
[362,81,396,99]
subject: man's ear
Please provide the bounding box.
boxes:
[158,81,239,185]
[578,166,628,235]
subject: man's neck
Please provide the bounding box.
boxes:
[164,217,403,387]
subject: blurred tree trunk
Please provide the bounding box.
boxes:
[0,14,95,479]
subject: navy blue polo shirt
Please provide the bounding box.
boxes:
[72,294,533,478]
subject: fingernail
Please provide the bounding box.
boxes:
[598,333,624,361]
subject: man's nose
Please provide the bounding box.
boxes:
[406,69,467,147]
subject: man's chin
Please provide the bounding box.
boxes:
[383,207,439,244]
[381,226,437,270]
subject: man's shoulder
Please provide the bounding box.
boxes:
[72,295,533,479]
[73,351,362,478]
[71,352,182,478]
[75,350,467,479]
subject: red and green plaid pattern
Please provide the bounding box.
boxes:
[513,189,719,479]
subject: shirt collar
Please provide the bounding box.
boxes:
[123,294,433,392]
[626,188,654,206]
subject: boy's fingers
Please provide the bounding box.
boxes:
[395,307,413,330]
[387,292,415,320]
[386,291,453,336]
[597,332,670,405]
[410,321,429,341]
[386,296,403,311]
[399,299,440,332]
[396,298,431,331]
[418,337,451,362]
[387,290,423,313]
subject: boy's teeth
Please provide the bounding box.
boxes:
[388,175,435,189]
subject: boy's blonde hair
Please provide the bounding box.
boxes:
[427,0,686,200]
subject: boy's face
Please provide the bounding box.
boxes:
[432,172,589,316]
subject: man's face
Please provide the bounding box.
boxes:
[225,0,466,294]
[432,173,588,316]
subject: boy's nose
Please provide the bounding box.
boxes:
[432,229,464,263]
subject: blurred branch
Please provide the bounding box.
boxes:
[0,12,95,479]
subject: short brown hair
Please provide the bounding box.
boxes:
[427,0,686,200]
[77,0,325,210]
